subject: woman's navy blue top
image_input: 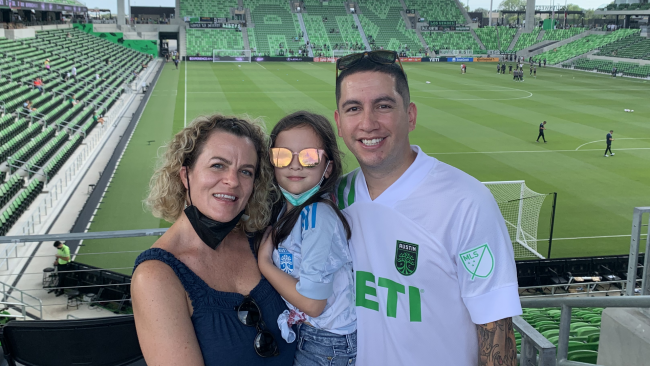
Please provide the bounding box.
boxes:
[133,238,296,366]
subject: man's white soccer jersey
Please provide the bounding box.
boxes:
[336,146,522,366]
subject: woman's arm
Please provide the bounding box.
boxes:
[132,260,205,366]
[258,230,326,318]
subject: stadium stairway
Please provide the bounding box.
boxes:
[507,28,524,51]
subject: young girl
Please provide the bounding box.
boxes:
[258,111,356,366]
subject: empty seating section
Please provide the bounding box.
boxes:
[245,0,303,56]
[497,27,517,52]
[180,0,237,18]
[0,28,149,235]
[597,35,641,56]
[186,29,245,56]
[566,58,650,78]
[358,1,422,54]
[517,308,602,364]
[422,31,481,54]
[405,0,465,24]
[474,27,497,50]
[302,0,361,55]
[512,28,541,51]
[533,29,639,65]
[542,28,586,41]
[605,36,650,59]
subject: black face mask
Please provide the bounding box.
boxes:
[184,168,245,250]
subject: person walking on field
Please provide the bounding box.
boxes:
[605,130,614,157]
[537,121,547,143]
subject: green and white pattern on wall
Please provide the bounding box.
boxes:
[73,23,158,56]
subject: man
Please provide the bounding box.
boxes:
[174,57,179,70]
[71,65,77,81]
[537,121,547,143]
[543,58,546,67]
[53,241,71,296]
[93,111,105,125]
[605,130,614,157]
[501,63,506,74]
[529,66,533,76]
[497,62,501,74]
[533,66,537,78]
[34,77,43,92]
[509,64,513,74]
[333,51,521,366]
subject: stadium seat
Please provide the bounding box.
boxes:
[405,0,465,24]
[0,316,143,366]
[567,350,598,363]
[534,29,639,65]
[357,1,422,55]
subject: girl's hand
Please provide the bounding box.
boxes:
[258,227,274,265]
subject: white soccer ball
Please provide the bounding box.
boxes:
[426,81,431,84]
[238,65,241,67]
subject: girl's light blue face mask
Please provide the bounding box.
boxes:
[280,161,330,207]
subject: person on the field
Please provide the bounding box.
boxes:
[537,121,547,143]
[533,66,537,78]
[497,63,501,74]
[333,50,521,366]
[174,57,179,69]
[543,58,546,67]
[258,111,357,366]
[132,115,296,366]
[529,66,533,76]
[501,63,506,74]
[605,130,614,157]
[509,64,513,74]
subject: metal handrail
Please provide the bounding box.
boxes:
[0,281,43,319]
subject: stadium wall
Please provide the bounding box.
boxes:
[72,23,159,56]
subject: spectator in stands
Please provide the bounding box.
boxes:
[333,51,521,365]
[64,71,70,82]
[34,77,43,92]
[67,32,71,38]
[132,115,296,365]
[44,58,50,73]
[71,65,77,81]
[53,241,71,296]
[23,100,36,112]
[68,94,78,106]
[92,111,105,125]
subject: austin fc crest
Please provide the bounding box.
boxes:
[278,248,294,274]
[395,241,419,276]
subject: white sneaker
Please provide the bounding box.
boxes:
[604,154,609,157]
[611,153,615,156]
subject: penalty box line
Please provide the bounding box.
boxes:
[427,147,650,155]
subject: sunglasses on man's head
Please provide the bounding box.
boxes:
[270,147,326,168]
[335,50,406,79]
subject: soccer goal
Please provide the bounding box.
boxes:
[482,181,549,259]
[212,50,251,62]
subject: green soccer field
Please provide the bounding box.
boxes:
[77,61,650,275]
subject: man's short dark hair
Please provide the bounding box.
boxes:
[53,241,62,247]
[335,57,410,109]
[610,130,613,133]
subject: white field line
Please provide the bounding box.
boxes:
[575,138,650,151]
[184,61,188,128]
[427,147,650,155]
[256,62,266,69]
[535,233,647,241]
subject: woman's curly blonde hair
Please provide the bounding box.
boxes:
[144,114,277,233]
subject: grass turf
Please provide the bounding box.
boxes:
[78,61,650,275]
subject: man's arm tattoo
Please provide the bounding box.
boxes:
[476,317,517,366]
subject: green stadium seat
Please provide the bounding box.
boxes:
[567,350,598,363]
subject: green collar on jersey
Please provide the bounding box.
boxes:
[337,169,360,210]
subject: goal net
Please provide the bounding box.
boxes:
[213,50,251,63]
[483,181,548,259]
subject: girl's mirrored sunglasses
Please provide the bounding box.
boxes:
[270,148,326,168]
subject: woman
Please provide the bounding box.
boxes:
[132,115,296,366]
